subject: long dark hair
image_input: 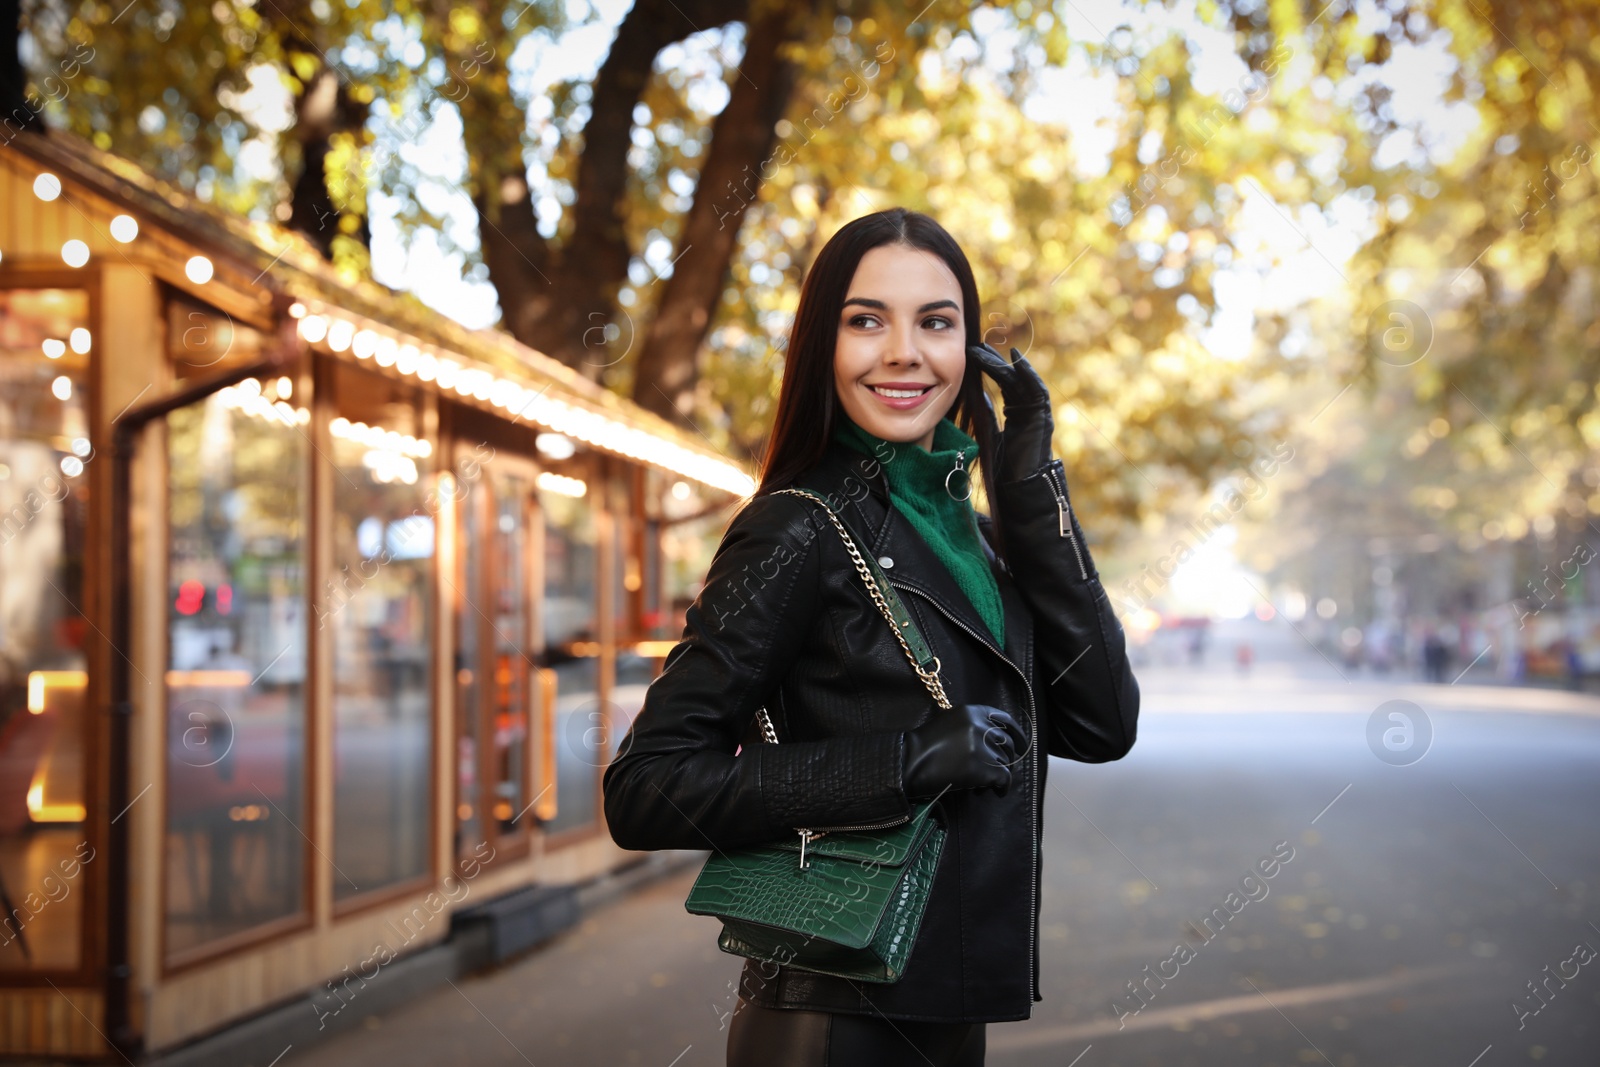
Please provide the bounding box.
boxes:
[757,207,1008,561]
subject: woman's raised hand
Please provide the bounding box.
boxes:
[969,342,1054,485]
[902,703,1028,799]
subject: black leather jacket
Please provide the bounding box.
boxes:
[603,438,1140,1023]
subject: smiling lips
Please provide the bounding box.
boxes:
[866,381,937,410]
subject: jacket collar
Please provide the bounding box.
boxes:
[790,439,1031,674]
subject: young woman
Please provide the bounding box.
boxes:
[603,208,1140,1066]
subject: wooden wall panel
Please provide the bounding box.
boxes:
[0,987,108,1057]
[105,261,173,1046]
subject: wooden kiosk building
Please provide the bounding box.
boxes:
[0,130,750,1059]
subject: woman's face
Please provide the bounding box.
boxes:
[833,243,966,452]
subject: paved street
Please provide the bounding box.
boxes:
[288,642,1600,1067]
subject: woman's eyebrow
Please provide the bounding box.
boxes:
[842,297,960,313]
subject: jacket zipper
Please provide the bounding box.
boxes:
[1047,464,1089,581]
[792,812,914,868]
[797,812,912,835]
[889,580,1042,1004]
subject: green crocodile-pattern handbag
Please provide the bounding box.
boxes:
[682,488,954,984]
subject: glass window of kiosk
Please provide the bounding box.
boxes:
[164,365,308,961]
[609,467,652,761]
[659,477,725,640]
[453,447,540,859]
[326,363,434,902]
[0,289,92,974]
[453,446,485,857]
[539,460,599,836]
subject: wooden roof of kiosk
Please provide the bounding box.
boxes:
[0,129,756,498]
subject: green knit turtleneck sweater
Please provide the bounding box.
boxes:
[831,411,1005,647]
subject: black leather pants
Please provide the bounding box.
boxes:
[725,999,985,1066]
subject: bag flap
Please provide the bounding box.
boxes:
[685,821,944,950]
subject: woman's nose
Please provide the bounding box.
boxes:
[883,323,921,365]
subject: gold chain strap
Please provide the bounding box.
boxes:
[757,706,781,745]
[752,489,959,866]
[778,490,953,710]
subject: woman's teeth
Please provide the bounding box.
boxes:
[872,386,928,398]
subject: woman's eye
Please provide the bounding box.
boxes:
[845,313,954,329]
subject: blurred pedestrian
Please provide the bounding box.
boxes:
[1422,629,1449,683]
[603,209,1141,1066]
[1340,627,1363,670]
[1563,640,1583,691]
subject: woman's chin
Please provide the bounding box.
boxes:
[858,422,931,446]
[845,402,945,445]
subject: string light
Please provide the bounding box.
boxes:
[291,303,757,496]
[537,471,587,498]
[536,433,576,460]
[362,449,418,485]
[328,417,432,459]
[215,384,308,428]
[326,318,354,352]
[435,359,460,390]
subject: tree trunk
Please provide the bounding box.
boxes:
[630,0,810,426]
[475,169,556,348]
[477,0,747,372]
[1,0,44,136]
[284,57,373,257]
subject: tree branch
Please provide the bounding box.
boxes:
[1,0,44,137]
[630,0,811,424]
[491,0,746,369]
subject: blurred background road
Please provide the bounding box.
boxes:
[286,631,1600,1067]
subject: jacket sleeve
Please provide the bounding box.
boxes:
[990,458,1140,762]
[602,492,911,853]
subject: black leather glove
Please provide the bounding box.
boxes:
[902,703,1027,799]
[970,342,1054,485]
